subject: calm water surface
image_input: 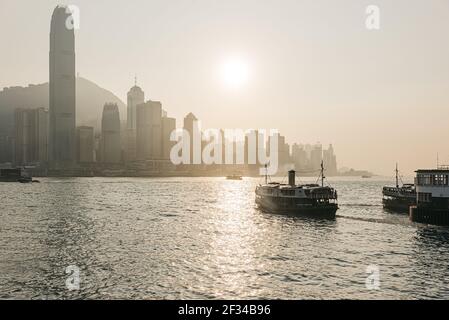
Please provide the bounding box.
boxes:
[1,177,449,299]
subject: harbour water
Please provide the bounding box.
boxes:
[1,177,449,299]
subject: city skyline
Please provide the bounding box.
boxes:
[0,4,343,177]
[2,1,449,175]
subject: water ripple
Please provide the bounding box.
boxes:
[1,177,449,299]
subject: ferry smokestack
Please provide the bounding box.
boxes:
[288,170,296,186]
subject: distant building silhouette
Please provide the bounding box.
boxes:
[14,108,48,166]
[49,6,76,166]
[245,130,266,171]
[126,83,145,161]
[100,103,121,163]
[136,101,162,160]
[183,113,199,164]
[291,143,308,170]
[76,126,94,163]
[323,144,338,176]
[267,133,291,173]
[0,135,15,164]
[310,143,323,172]
[162,115,176,160]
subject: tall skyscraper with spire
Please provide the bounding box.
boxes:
[126,79,145,162]
[49,6,76,166]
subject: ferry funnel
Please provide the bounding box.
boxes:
[288,170,296,186]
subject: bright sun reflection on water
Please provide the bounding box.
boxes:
[208,180,263,297]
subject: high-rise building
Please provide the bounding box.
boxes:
[126,83,145,162]
[323,144,338,176]
[76,126,94,163]
[0,135,15,165]
[14,108,48,166]
[291,143,308,170]
[136,101,162,160]
[101,103,121,163]
[162,116,176,160]
[267,133,291,172]
[183,113,200,164]
[245,130,266,168]
[310,143,323,171]
[49,6,76,166]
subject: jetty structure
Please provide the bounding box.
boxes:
[410,166,449,225]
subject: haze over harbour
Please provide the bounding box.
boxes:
[1,0,449,175]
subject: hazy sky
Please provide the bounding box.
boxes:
[1,0,449,176]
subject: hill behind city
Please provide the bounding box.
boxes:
[0,77,126,135]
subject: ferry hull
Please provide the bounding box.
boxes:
[256,197,338,218]
[382,198,415,213]
[410,206,449,226]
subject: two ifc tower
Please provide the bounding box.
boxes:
[49,6,76,166]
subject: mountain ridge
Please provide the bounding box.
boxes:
[0,77,126,134]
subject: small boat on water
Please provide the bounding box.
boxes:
[18,177,33,183]
[382,164,416,213]
[226,174,243,180]
[0,168,36,183]
[255,162,338,218]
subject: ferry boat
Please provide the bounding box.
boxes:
[410,166,449,226]
[226,174,243,180]
[382,164,416,212]
[255,162,338,218]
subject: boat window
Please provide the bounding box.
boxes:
[417,174,449,186]
[281,190,295,196]
[418,192,432,203]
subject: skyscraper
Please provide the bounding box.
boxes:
[126,82,145,162]
[14,108,48,166]
[49,6,76,166]
[76,126,94,163]
[323,144,338,176]
[136,101,162,160]
[291,143,308,170]
[310,143,323,171]
[183,113,200,165]
[267,133,291,173]
[245,130,264,168]
[162,115,176,160]
[101,103,121,164]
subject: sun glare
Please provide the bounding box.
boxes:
[220,58,250,89]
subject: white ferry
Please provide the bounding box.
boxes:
[255,163,338,218]
[410,166,449,226]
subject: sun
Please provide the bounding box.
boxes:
[220,57,250,89]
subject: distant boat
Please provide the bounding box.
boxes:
[362,175,372,179]
[18,177,32,183]
[382,164,416,213]
[0,168,34,183]
[255,162,338,218]
[226,174,243,180]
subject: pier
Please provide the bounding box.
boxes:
[409,167,449,226]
